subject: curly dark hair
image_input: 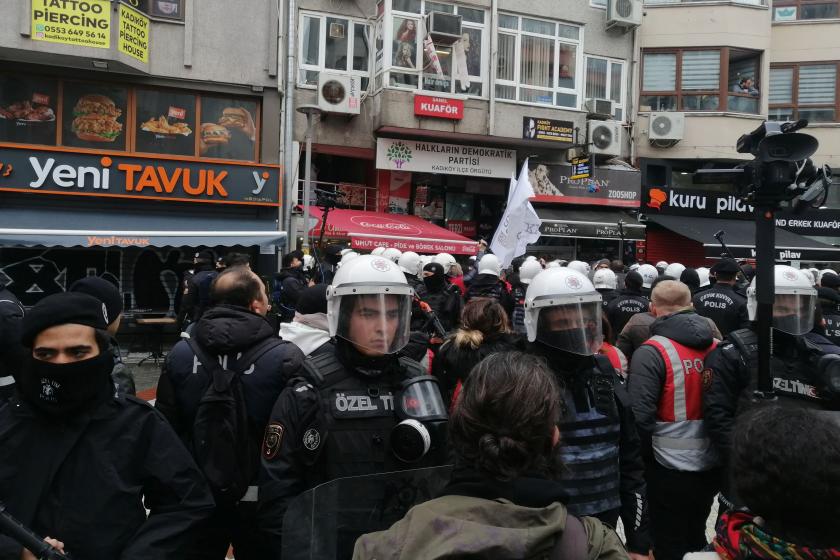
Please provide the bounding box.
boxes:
[449,351,562,481]
[732,406,840,548]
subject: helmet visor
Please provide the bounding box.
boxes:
[535,301,603,355]
[335,293,412,355]
[773,293,816,335]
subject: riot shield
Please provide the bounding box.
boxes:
[281,465,453,560]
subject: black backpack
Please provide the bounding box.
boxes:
[186,337,280,505]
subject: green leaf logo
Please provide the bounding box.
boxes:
[386,141,413,169]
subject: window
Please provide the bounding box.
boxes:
[769,63,839,122]
[640,48,761,113]
[773,0,840,20]
[591,0,607,8]
[298,13,371,90]
[496,14,582,108]
[385,1,486,96]
[585,56,626,120]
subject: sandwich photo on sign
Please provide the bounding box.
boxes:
[62,82,127,150]
[134,89,196,156]
[199,97,258,161]
[0,74,58,146]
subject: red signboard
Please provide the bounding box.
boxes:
[447,220,477,238]
[413,95,464,120]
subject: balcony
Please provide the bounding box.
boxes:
[294,180,378,212]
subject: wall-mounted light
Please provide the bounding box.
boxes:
[92,60,108,69]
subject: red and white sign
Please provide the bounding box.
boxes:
[168,106,186,120]
[32,93,50,105]
[414,95,463,120]
[447,220,477,238]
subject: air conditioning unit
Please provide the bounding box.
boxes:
[584,98,614,120]
[606,0,642,30]
[425,11,462,45]
[649,112,685,141]
[317,73,361,115]
[588,120,622,156]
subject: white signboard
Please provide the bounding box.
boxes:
[376,138,516,179]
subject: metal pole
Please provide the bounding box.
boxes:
[302,113,314,253]
[282,0,297,251]
[754,205,776,396]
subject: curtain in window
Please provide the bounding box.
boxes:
[301,17,321,66]
[643,53,676,90]
[497,34,516,81]
[769,68,793,104]
[520,35,553,88]
[610,62,623,103]
[681,50,720,90]
[799,65,837,104]
[586,58,608,99]
[353,23,369,71]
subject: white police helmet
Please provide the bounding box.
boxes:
[593,268,617,290]
[664,262,686,279]
[519,259,543,285]
[337,251,359,268]
[478,254,501,277]
[567,260,591,276]
[746,265,817,336]
[546,260,562,269]
[398,251,421,276]
[371,247,386,256]
[302,254,315,272]
[327,255,413,355]
[697,267,711,288]
[655,261,669,272]
[382,248,402,263]
[524,268,603,355]
[637,264,658,289]
[434,253,457,274]
[629,263,640,271]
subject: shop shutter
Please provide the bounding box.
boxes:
[645,227,707,268]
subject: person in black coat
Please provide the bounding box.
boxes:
[414,262,462,333]
[692,259,749,337]
[0,292,214,559]
[606,270,650,335]
[273,250,309,323]
[463,254,515,318]
[0,280,24,403]
[156,266,305,560]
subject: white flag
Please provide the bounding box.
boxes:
[490,158,542,268]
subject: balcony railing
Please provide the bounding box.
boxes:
[295,180,378,212]
[646,0,767,5]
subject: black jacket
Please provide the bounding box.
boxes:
[0,393,214,559]
[597,288,620,314]
[181,265,218,323]
[692,283,749,337]
[628,311,717,460]
[414,282,462,333]
[156,305,305,442]
[274,267,308,322]
[606,289,650,335]
[463,274,514,317]
[0,284,24,402]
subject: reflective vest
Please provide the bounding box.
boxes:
[642,335,719,472]
[600,342,628,376]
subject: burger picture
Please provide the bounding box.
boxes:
[201,123,230,146]
[71,94,123,142]
[217,107,249,130]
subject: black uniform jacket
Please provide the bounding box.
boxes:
[0,393,214,560]
[692,283,749,337]
[0,284,24,402]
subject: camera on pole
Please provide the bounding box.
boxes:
[696,120,831,399]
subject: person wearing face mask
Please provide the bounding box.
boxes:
[272,250,309,324]
[525,267,652,560]
[257,255,449,556]
[0,292,214,560]
[414,262,462,333]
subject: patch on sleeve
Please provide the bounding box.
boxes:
[262,423,285,461]
[702,368,714,390]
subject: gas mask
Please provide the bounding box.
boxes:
[390,377,448,463]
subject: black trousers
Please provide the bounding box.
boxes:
[185,502,269,560]
[647,462,720,560]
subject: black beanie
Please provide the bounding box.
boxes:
[22,292,109,347]
[625,270,643,291]
[296,284,328,315]
[821,273,840,289]
[70,276,123,325]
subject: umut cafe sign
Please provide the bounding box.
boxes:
[0,143,281,206]
[413,95,464,120]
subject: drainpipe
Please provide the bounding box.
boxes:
[628,24,640,167]
[488,0,498,136]
[282,0,298,253]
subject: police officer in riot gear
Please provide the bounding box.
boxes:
[817,273,840,346]
[692,259,750,337]
[257,255,448,556]
[525,267,651,559]
[704,265,840,510]
[606,270,650,335]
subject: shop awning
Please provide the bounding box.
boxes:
[0,207,285,248]
[536,208,645,241]
[307,207,478,255]
[647,214,840,262]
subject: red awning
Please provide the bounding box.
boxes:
[307,207,478,255]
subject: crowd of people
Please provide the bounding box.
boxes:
[0,245,838,560]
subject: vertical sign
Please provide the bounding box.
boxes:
[118,4,150,63]
[32,0,110,49]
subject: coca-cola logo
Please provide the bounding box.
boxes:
[350,216,423,236]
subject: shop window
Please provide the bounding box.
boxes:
[585,56,625,120]
[495,14,582,108]
[773,0,839,20]
[62,81,129,151]
[385,1,486,96]
[0,74,58,145]
[769,63,839,123]
[640,48,761,114]
[298,12,371,91]
[135,89,196,157]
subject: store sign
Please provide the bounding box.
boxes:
[0,144,281,207]
[118,4,149,63]
[703,244,840,263]
[528,162,641,207]
[351,235,478,255]
[644,187,754,219]
[447,220,477,237]
[775,210,840,237]
[522,117,574,144]
[32,0,110,49]
[540,221,645,240]
[376,138,515,179]
[570,156,590,180]
[414,95,463,120]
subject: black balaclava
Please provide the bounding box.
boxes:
[18,351,113,418]
[423,262,447,292]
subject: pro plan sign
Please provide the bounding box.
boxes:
[376,138,515,179]
[540,220,645,240]
[414,95,463,120]
[528,162,641,207]
[0,144,281,206]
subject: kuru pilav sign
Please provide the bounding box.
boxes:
[376,138,515,179]
[32,0,111,49]
[118,4,149,63]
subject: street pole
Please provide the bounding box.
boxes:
[754,205,776,396]
[297,105,322,254]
